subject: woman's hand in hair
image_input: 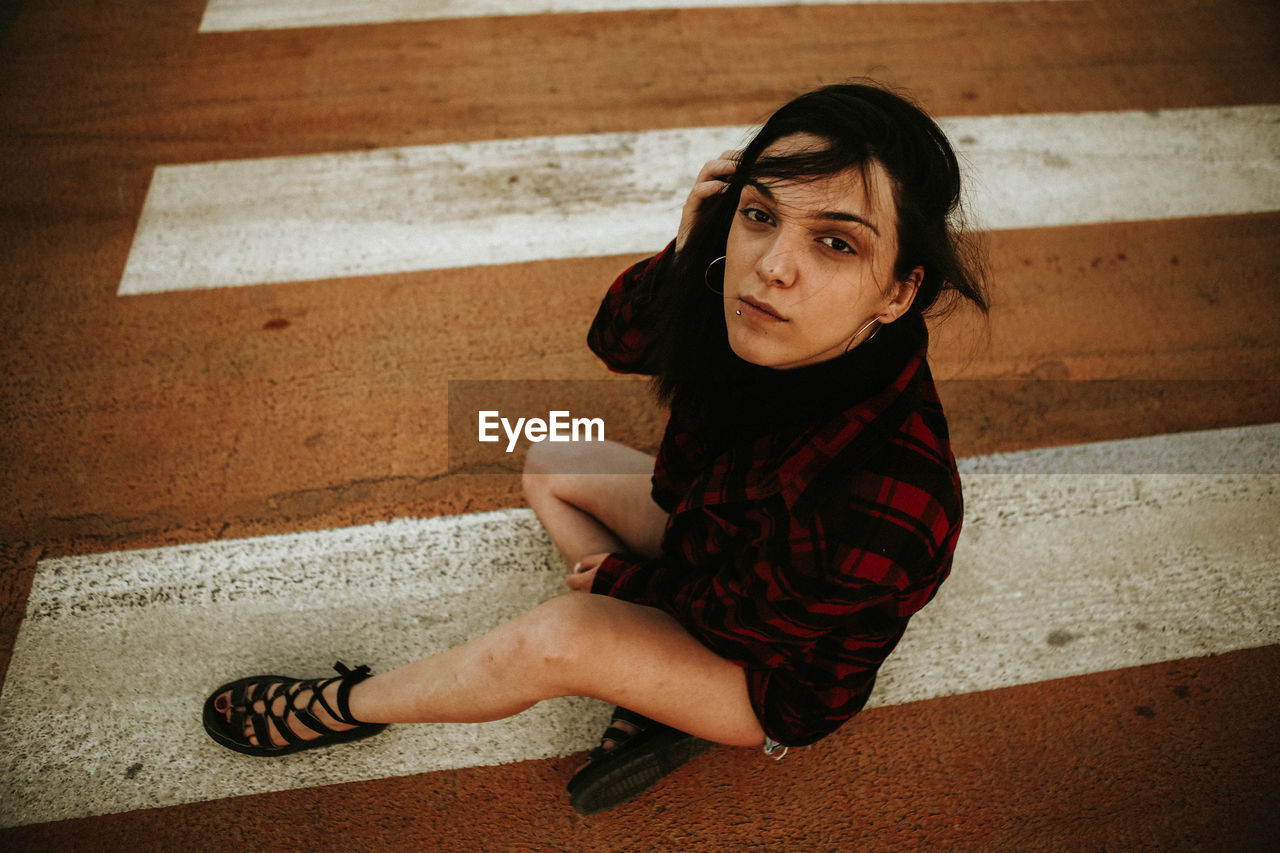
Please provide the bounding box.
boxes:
[566,552,610,592]
[675,150,740,253]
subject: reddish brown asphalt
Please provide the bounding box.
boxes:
[5,648,1278,851]
[1,0,1278,849]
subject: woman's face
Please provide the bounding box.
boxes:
[721,134,920,370]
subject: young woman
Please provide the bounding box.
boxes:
[204,81,989,815]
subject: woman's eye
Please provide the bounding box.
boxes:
[821,236,856,254]
[740,207,774,225]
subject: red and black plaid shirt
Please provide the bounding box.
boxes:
[588,247,964,746]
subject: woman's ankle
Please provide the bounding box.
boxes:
[344,673,386,724]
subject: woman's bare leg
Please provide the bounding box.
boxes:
[522,439,669,567]
[219,441,765,750]
[351,594,762,745]
[229,593,766,750]
[521,441,699,748]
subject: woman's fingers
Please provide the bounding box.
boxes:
[676,150,741,252]
[695,150,741,184]
[566,564,599,592]
[574,552,609,572]
[566,551,609,591]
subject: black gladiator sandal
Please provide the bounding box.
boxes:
[203,661,388,757]
[567,707,713,815]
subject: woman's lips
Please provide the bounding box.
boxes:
[739,295,788,322]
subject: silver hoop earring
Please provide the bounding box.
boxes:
[704,255,726,295]
[844,317,881,353]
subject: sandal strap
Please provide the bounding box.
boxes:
[239,680,313,746]
[297,662,371,726]
[597,707,652,748]
[610,707,653,729]
[328,661,374,725]
[232,662,377,745]
[590,707,655,755]
[596,725,634,749]
[246,704,275,748]
[289,676,343,738]
[228,679,256,708]
[295,662,374,734]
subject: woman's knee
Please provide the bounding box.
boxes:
[507,594,604,676]
[522,440,554,478]
[524,438,649,483]
[522,441,581,502]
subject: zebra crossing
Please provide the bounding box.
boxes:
[1,0,1277,846]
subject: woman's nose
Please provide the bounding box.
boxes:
[756,233,799,287]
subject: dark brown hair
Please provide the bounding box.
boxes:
[651,81,989,406]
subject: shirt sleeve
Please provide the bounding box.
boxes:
[590,550,686,604]
[586,241,675,375]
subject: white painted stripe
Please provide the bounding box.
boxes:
[1,424,1277,826]
[118,106,1280,295]
[199,0,1069,33]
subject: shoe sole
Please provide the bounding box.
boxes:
[568,727,714,815]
